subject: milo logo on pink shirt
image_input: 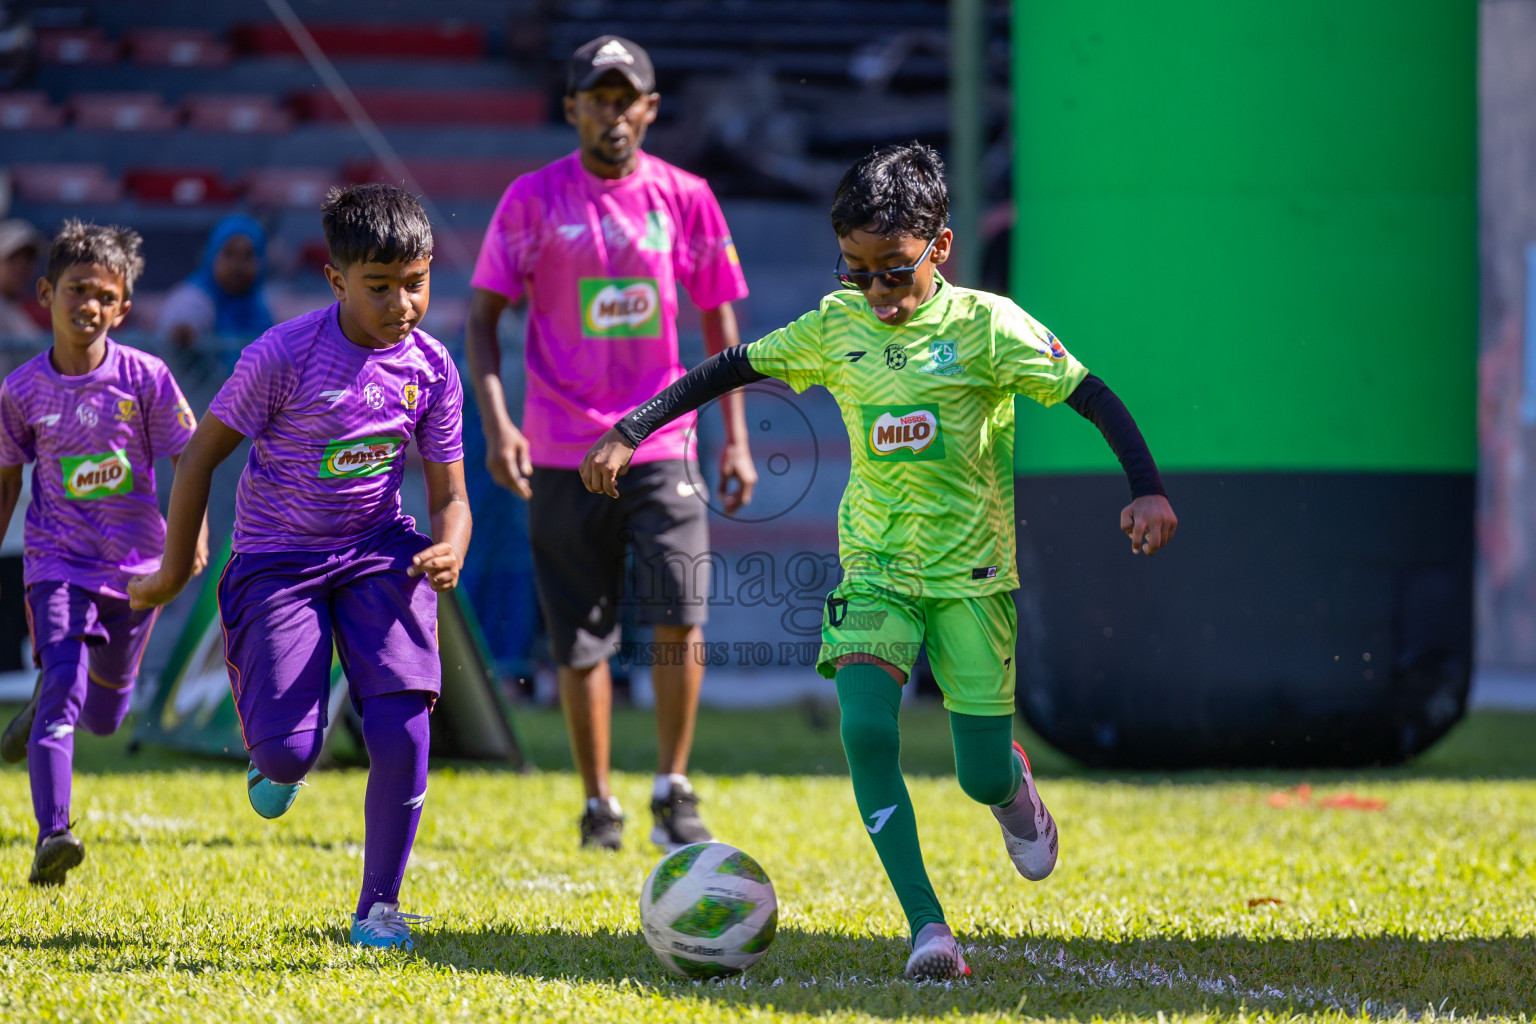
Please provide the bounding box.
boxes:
[319,436,403,479]
[61,450,134,500]
[580,277,661,339]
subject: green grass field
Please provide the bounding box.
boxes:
[2,704,1534,1023]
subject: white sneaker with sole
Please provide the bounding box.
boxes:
[991,740,1059,881]
[904,922,970,980]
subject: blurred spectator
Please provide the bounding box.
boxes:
[0,218,43,340]
[156,215,274,348]
[0,3,36,91]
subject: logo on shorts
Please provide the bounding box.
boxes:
[61,449,133,500]
[319,436,403,479]
[363,383,385,410]
[75,403,97,427]
[581,277,661,338]
[401,383,420,410]
[114,398,136,422]
[864,405,945,462]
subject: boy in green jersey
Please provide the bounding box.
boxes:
[581,143,1178,980]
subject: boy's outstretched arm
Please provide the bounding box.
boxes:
[128,414,245,609]
[1063,374,1178,556]
[168,452,211,577]
[412,458,471,592]
[581,344,768,498]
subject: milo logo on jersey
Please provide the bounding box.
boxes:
[61,450,133,500]
[319,436,403,479]
[863,405,946,462]
[580,277,661,339]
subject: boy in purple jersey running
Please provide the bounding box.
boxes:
[130,185,471,951]
[0,221,207,886]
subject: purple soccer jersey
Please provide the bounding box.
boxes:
[208,303,465,553]
[0,340,196,598]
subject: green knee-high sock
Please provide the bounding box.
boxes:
[950,711,1021,807]
[836,664,944,939]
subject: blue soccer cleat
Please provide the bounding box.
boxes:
[246,763,302,819]
[350,902,429,951]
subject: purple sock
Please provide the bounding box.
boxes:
[29,639,89,841]
[356,691,432,919]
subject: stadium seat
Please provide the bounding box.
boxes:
[0,92,65,130]
[71,93,179,132]
[10,164,123,204]
[36,28,118,65]
[289,89,545,126]
[124,167,241,205]
[125,29,232,68]
[346,157,547,199]
[245,167,340,208]
[229,22,484,59]
[183,94,293,134]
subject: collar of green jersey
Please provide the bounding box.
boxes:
[861,271,953,330]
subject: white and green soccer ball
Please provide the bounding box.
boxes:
[638,841,778,979]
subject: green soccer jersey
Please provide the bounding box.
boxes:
[747,275,1088,599]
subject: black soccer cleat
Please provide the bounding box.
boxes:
[650,782,712,852]
[1,674,42,764]
[28,829,85,887]
[579,798,624,851]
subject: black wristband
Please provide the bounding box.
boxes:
[614,344,768,448]
[1064,374,1166,499]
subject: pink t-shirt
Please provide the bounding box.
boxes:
[472,151,749,469]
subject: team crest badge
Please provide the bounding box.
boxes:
[402,384,420,410]
[114,398,136,422]
[176,401,196,430]
[920,339,965,376]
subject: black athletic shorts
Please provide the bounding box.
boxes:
[527,460,710,668]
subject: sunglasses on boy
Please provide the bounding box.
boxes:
[834,236,939,291]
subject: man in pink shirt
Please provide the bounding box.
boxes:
[467,35,755,851]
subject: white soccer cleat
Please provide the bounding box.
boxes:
[992,740,1059,881]
[904,922,970,980]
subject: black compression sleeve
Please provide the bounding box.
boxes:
[1064,374,1166,499]
[613,344,769,448]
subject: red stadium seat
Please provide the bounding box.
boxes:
[71,93,180,132]
[230,22,484,59]
[184,94,293,134]
[124,167,242,205]
[125,29,232,68]
[0,93,65,130]
[346,157,548,199]
[245,168,340,208]
[289,88,545,126]
[36,29,118,65]
[11,164,123,204]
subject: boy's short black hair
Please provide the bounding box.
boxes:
[45,219,145,295]
[830,141,949,240]
[320,183,434,270]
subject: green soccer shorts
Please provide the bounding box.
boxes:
[815,579,1018,717]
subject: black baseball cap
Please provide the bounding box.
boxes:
[567,35,656,95]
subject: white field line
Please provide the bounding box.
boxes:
[733,940,1434,1018]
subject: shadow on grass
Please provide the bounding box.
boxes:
[3,703,1534,783]
[417,924,1536,1020]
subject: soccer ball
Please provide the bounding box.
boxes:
[638,842,778,979]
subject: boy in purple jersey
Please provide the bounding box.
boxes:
[0,220,207,886]
[130,185,471,950]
